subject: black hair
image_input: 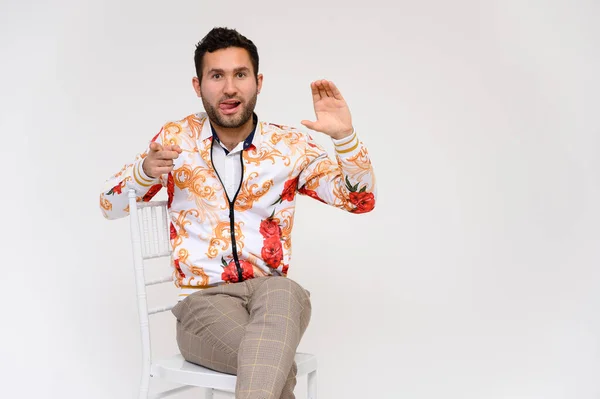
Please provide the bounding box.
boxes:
[194,27,259,82]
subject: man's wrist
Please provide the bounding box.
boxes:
[135,158,158,186]
[332,129,359,155]
[330,127,354,141]
[141,158,155,179]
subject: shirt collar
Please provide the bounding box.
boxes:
[208,113,258,154]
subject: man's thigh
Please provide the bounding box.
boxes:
[172,284,250,374]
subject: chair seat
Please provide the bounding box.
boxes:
[151,353,318,391]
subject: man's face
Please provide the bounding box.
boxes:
[193,47,263,129]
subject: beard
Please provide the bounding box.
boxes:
[202,90,258,129]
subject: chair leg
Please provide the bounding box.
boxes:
[213,389,235,398]
[307,370,317,399]
[139,373,150,399]
[204,388,214,399]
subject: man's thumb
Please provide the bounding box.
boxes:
[301,120,317,131]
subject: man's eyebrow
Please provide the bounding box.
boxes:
[207,67,251,74]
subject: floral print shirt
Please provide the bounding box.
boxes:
[100,112,377,298]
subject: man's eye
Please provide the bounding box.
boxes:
[212,74,222,79]
[237,72,246,78]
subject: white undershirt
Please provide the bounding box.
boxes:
[211,140,244,201]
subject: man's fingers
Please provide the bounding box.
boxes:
[152,143,182,155]
[149,141,163,152]
[311,79,343,100]
[155,150,180,160]
[310,81,322,102]
[322,80,334,97]
[162,144,183,154]
[146,142,180,177]
[327,80,344,100]
[316,80,329,98]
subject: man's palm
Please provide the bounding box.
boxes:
[301,80,353,139]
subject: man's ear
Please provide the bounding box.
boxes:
[192,76,201,97]
[257,73,263,94]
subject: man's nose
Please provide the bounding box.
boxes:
[223,77,237,96]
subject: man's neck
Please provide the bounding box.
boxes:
[212,117,255,152]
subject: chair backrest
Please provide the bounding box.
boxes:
[128,189,175,367]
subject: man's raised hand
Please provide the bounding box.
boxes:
[301,80,354,140]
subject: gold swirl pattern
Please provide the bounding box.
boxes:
[206,221,245,259]
[244,144,289,166]
[188,265,210,286]
[234,172,274,212]
[184,114,205,139]
[173,164,223,222]
[275,207,295,250]
[100,194,112,212]
[269,131,304,156]
[337,146,373,182]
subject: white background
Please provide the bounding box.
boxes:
[1,0,599,398]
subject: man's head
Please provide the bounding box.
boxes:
[193,27,263,129]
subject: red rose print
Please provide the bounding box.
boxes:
[240,261,254,280]
[298,187,325,203]
[221,258,254,283]
[272,176,299,205]
[349,191,375,214]
[170,223,177,240]
[261,236,283,268]
[280,177,298,202]
[106,182,123,196]
[173,259,185,278]
[260,218,281,239]
[282,264,289,275]
[167,174,174,208]
[142,184,162,202]
[222,265,241,282]
[221,264,238,283]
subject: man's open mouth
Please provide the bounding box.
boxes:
[219,100,242,114]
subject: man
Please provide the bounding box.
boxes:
[100,27,376,399]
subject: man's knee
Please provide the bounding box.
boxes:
[262,277,310,304]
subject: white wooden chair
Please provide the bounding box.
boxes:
[127,189,318,398]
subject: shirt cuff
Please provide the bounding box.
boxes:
[332,129,360,156]
[133,158,158,187]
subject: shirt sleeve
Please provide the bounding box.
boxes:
[297,129,377,214]
[99,128,166,219]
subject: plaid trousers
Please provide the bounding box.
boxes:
[171,276,312,399]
